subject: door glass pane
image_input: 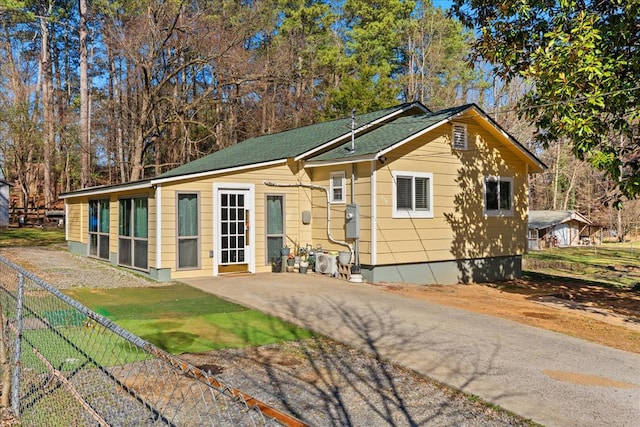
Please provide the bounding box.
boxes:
[267,236,283,262]
[178,239,198,269]
[178,194,198,237]
[134,239,148,269]
[266,196,283,234]
[134,198,148,238]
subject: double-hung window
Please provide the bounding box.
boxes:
[330,171,346,203]
[88,199,109,260]
[484,176,513,216]
[119,197,148,270]
[392,171,434,218]
[177,193,199,269]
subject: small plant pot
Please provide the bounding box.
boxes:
[299,266,308,274]
[281,247,290,256]
[286,258,295,267]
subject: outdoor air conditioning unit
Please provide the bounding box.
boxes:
[315,253,337,276]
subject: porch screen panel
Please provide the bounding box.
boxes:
[178,193,199,269]
[266,195,284,264]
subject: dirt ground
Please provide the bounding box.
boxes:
[380,274,640,355]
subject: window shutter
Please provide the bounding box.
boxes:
[453,124,467,150]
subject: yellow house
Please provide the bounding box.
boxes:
[61,102,546,284]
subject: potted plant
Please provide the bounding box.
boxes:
[299,260,309,274]
[281,246,291,257]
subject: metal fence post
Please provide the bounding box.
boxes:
[10,273,24,417]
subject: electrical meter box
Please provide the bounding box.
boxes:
[345,204,360,239]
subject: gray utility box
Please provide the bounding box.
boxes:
[345,204,360,239]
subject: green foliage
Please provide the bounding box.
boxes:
[326,0,416,117]
[66,284,314,353]
[452,0,640,199]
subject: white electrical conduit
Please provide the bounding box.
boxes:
[263,181,354,260]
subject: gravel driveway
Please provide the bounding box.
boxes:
[0,247,533,426]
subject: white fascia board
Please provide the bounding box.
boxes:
[304,154,377,168]
[151,159,286,185]
[294,103,428,162]
[59,182,153,199]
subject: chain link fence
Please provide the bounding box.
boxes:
[0,256,307,427]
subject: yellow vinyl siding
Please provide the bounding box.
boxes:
[66,198,86,244]
[158,163,311,277]
[309,163,372,264]
[375,117,529,265]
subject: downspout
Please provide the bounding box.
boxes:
[263,181,353,257]
[351,163,359,266]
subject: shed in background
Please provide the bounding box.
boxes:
[528,210,592,250]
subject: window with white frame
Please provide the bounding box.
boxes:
[452,123,468,150]
[484,176,513,216]
[392,171,434,218]
[330,171,346,203]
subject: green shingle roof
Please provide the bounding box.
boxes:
[308,104,472,162]
[158,103,422,179]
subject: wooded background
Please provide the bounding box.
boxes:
[0,0,637,237]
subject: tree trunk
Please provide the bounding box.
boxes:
[79,0,90,188]
[40,12,55,208]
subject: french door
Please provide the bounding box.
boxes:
[216,188,252,274]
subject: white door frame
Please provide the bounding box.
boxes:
[212,183,255,276]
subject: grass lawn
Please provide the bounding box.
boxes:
[65,283,314,354]
[523,243,640,289]
[0,227,66,247]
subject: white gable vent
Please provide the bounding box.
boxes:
[452,123,468,150]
